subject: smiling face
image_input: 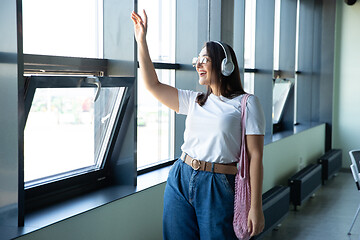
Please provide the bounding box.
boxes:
[196,47,214,87]
[194,42,245,104]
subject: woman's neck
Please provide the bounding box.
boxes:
[210,85,220,96]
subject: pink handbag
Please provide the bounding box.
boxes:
[233,94,251,240]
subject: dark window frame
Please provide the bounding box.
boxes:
[23,54,135,213]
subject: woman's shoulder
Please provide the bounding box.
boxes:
[245,94,259,103]
[230,93,257,104]
[178,88,201,102]
[242,94,262,110]
[229,94,262,113]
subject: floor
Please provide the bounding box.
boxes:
[261,171,360,240]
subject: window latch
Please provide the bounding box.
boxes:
[84,76,101,102]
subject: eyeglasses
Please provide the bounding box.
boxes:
[192,56,211,67]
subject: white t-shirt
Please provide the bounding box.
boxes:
[177,89,265,164]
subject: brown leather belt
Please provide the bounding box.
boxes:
[180,152,238,175]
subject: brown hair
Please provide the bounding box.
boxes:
[196,41,246,106]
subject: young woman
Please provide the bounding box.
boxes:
[131,10,265,240]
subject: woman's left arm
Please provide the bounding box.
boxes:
[246,134,265,237]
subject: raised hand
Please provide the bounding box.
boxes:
[131,10,148,44]
[130,9,179,112]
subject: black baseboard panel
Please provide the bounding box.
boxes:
[318,149,342,184]
[288,164,322,210]
[254,186,290,239]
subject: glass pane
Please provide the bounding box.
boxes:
[138,0,176,62]
[244,72,254,94]
[272,80,293,124]
[137,70,175,169]
[273,0,281,70]
[295,0,300,72]
[24,87,124,184]
[136,0,176,170]
[22,0,103,58]
[244,0,256,69]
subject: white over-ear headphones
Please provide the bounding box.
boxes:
[213,41,235,76]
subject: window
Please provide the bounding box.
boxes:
[244,0,256,70]
[273,0,281,71]
[137,0,176,171]
[272,0,298,132]
[272,79,293,124]
[22,0,109,189]
[243,72,254,94]
[24,85,125,187]
[137,69,175,169]
[138,0,175,63]
[243,0,256,94]
[22,0,136,212]
[22,0,103,58]
[23,74,134,194]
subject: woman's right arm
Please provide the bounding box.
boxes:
[131,10,179,112]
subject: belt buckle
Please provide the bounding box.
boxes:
[191,158,201,170]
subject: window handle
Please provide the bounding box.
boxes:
[84,76,101,102]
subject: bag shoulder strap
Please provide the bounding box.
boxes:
[241,94,251,138]
[238,93,251,177]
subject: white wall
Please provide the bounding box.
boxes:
[333,0,360,167]
[18,184,166,240]
[263,124,325,192]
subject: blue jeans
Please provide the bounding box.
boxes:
[163,159,237,240]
